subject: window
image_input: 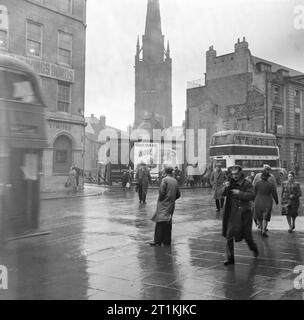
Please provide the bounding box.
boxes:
[0,29,7,49]
[58,31,72,65]
[274,110,283,126]
[295,90,301,108]
[0,5,8,49]
[0,68,40,104]
[57,81,71,112]
[53,135,72,174]
[212,134,233,145]
[295,114,300,136]
[26,21,42,57]
[273,86,281,104]
[235,159,278,168]
[55,150,67,164]
[58,0,72,14]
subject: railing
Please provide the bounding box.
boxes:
[187,78,205,89]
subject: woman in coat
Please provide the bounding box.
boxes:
[281,171,302,232]
[210,165,226,213]
[68,166,77,193]
[254,171,279,237]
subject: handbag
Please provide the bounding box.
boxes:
[65,178,71,188]
[281,204,289,215]
[126,182,130,189]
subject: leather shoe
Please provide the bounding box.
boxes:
[224,259,235,266]
[253,248,259,258]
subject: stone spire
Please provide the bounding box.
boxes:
[142,0,164,63]
[145,0,162,37]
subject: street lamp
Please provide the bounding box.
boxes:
[79,109,86,190]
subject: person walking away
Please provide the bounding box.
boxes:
[186,165,194,187]
[136,162,152,204]
[68,166,77,193]
[253,164,277,187]
[252,164,277,229]
[210,165,226,214]
[122,171,129,190]
[222,165,259,265]
[150,166,181,246]
[281,171,302,233]
[174,166,181,186]
[254,171,279,237]
[246,171,256,183]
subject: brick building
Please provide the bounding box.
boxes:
[0,0,86,190]
[186,37,304,172]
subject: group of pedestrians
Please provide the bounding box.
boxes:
[212,164,302,266]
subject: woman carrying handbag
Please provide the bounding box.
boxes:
[281,171,302,233]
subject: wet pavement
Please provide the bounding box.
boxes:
[1,186,304,300]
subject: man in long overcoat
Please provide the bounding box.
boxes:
[222,165,259,265]
[150,166,181,246]
[136,162,152,204]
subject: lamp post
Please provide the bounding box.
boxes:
[80,109,87,190]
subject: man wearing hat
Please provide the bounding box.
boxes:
[150,166,181,246]
[136,162,152,204]
[222,165,259,265]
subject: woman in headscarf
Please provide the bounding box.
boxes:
[254,171,279,237]
[281,171,302,232]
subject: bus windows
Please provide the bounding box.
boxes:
[268,139,275,146]
[0,68,40,104]
[213,134,233,145]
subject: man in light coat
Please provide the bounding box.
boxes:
[150,166,181,246]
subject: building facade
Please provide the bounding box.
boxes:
[186,38,304,173]
[0,0,86,190]
[134,0,172,129]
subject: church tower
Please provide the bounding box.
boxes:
[134,0,172,129]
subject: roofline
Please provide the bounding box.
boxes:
[212,130,276,137]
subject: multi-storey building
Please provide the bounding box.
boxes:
[0,0,87,190]
[186,38,304,173]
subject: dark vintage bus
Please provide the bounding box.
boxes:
[209,130,287,183]
[0,55,48,240]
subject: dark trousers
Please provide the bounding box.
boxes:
[138,183,147,203]
[216,199,224,211]
[226,236,257,260]
[154,221,172,245]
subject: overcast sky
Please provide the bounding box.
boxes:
[85,0,304,130]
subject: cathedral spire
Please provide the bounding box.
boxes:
[145,0,162,37]
[136,36,140,54]
[166,40,170,58]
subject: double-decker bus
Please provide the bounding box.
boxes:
[0,55,47,239]
[209,130,286,183]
